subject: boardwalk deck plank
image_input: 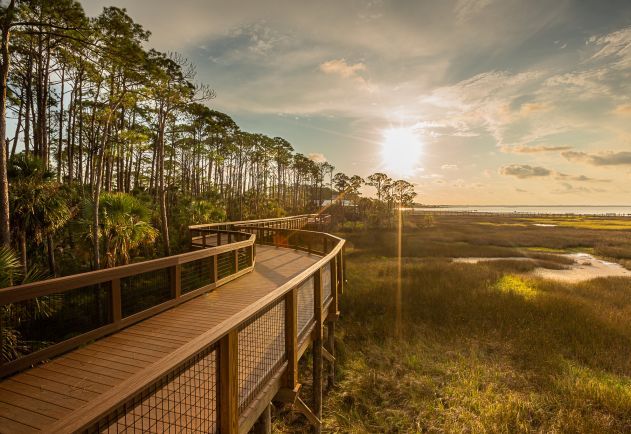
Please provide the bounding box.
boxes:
[0,246,318,433]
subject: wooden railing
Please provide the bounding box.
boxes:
[45,214,343,433]
[0,227,256,378]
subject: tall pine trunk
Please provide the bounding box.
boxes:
[0,6,13,247]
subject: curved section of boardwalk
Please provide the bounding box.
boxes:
[0,246,318,433]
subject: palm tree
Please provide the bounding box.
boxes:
[8,155,71,274]
[84,192,158,267]
[0,246,50,361]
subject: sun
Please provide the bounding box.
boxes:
[381,127,422,177]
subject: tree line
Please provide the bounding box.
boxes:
[0,0,415,280]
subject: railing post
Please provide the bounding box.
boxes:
[285,287,298,389]
[326,256,338,389]
[202,232,207,248]
[213,254,219,282]
[170,264,181,300]
[219,330,239,434]
[217,231,222,246]
[313,268,323,432]
[336,251,343,296]
[111,278,122,323]
[234,249,239,273]
[342,245,346,293]
[329,255,339,317]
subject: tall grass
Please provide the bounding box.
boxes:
[319,249,631,433]
[275,215,631,433]
[316,219,631,433]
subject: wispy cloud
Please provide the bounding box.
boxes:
[562,151,631,166]
[500,144,573,153]
[320,59,366,80]
[554,173,610,183]
[454,0,494,24]
[552,183,607,195]
[499,164,551,178]
[441,164,459,170]
[307,152,327,163]
[500,164,611,183]
[613,104,631,116]
[589,26,631,66]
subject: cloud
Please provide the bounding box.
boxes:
[500,144,572,153]
[562,151,631,166]
[319,59,366,79]
[518,102,550,115]
[554,173,610,183]
[499,164,551,178]
[419,173,444,179]
[454,0,494,24]
[307,152,327,163]
[551,182,606,195]
[515,188,528,193]
[588,26,631,65]
[500,164,610,182]
[441,164,459,170]
[450,179,485,189]
[613,104,631,116]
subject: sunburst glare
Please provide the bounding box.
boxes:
[381,127,422,177]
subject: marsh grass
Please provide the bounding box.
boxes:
[320,253,631,432]
[274,215,631,432]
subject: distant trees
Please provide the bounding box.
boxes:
[366,173,390,202]
[331,171,417,228]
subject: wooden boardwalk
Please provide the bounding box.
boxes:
[0,246,319,433]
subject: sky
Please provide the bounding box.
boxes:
[82,0,631,205]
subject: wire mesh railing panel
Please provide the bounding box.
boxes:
[181,258,214,294]
[121,268,171,318]
[237,299,286,413]
[216,252,236,280]
[87,345,217,434]
[297,277,315,340]
[1,284,112,363]
[322,262,332,303]
[237,248,251,270]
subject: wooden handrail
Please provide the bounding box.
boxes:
[46,221,342,433]
[189,213,330,231]
[0,237,253,304]
[0,228,257,378]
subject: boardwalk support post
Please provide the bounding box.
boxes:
[252,403,272,434]
[325,322,335,389]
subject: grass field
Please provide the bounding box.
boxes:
[277,213,631,433]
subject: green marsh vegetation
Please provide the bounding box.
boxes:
[314,214,631,433]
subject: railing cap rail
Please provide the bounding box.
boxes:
[188,213,328,230]
[0,232,254,305]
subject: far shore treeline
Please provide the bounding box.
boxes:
[0,0,415,283]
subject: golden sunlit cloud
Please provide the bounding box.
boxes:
[381,127,422,177]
